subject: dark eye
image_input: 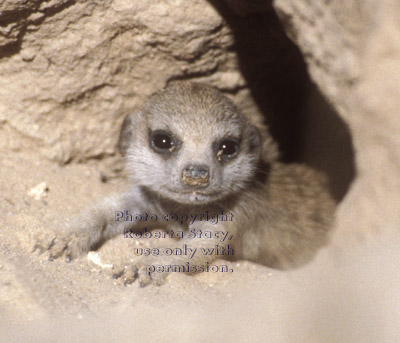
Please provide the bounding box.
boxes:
[217,138,239,161]
[150,130,176,154]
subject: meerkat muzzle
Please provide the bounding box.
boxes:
[182,164,209,187]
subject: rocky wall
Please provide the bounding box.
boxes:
[0,0,241,162]
[273,0,400,243]
[0,0,355,201]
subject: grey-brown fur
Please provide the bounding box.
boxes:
[34,82,335,286]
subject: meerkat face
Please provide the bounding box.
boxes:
[121,82,262,205]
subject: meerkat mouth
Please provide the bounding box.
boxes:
[180,191,206,195]
[162,188,222,204]
[169,189,219,197]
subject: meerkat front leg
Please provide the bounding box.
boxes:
[33,188,151,262]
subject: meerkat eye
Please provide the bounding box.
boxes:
[216,138,239,161]
[150,130,176,154]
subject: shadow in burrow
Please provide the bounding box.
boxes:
[209,1,355,202]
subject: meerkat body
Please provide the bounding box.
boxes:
[35,82,335,285]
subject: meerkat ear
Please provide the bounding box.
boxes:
[118,113,136,156]
[247,124,262,157]
[247,123,280,164]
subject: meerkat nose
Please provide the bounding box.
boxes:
[182,164,209,187]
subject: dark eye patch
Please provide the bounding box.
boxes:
[216,138,239,162]
[150,130,179,154]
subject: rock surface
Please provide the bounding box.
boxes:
[274,0,400,243]
[0,0,238,162]
[0,0,321,165]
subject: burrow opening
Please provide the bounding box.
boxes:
[212,2,355,202]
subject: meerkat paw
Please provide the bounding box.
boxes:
[33,228,93,262]
[137,264,168,287]
[111,261,168,287]
[32,230,66,259]
[112,264,139,286]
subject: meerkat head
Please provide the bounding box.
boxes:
[119,82,268,205]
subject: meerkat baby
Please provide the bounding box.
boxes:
[34,82,335,286]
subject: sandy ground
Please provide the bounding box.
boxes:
[0,149,283,342]
[1,149,399,343]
